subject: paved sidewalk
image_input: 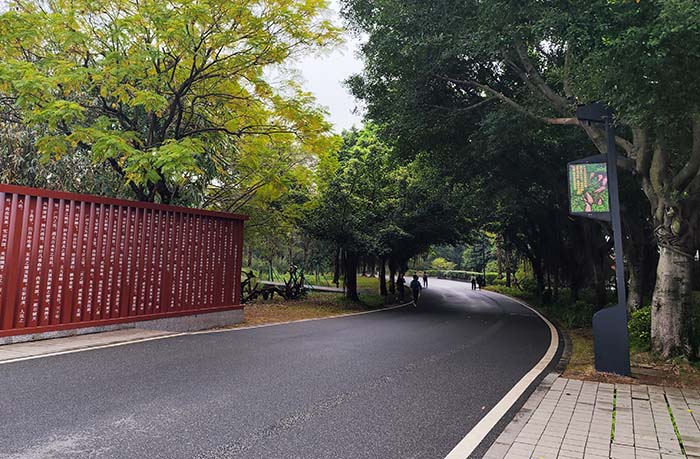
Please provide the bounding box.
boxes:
[0,328,175,362]
[484,375,700,459]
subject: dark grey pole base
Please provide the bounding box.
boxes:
[592,303,631,376]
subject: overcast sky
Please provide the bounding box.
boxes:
[294,1,365,133]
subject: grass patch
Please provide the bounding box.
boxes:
[611,388,617,442]
[562,328,597,379]
[666,396,686,455]
[355,275,380,292]
[352,276,410,307]
[232,277,404,329]
[562,329,700,387]
[488,286,700,388]
[234,292,368,328]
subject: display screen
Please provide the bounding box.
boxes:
[568,162,610,214]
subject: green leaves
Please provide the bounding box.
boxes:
[89,131,140,162]
[0,0,339,204]
[306,126,468,262]
[31,100,85,129]
[129,91,169,115]
[152,138,203,184]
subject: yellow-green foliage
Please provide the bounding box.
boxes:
[0,0,340,203]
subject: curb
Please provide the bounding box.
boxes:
[0,301,414,365]
[444,290,563,459]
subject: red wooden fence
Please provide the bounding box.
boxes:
[0,184,246,337]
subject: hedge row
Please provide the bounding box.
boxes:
[423,270,499,284]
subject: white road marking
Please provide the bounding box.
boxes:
[443,291,560,459]
[0,333,188,365]
[0,301,414,365]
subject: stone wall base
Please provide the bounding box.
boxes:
[0,308,244,345]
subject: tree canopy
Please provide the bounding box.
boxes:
[342,0,700,358]
[0,0,338,204]
[305,125,471,299]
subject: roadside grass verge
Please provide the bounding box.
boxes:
[485,285,700,388]
[234,277,406,328]
[234,293,368,327]
[553,327,700,388]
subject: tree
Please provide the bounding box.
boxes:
[431,257,456,271]
[306,126,470,300]
[305,126,393,300]
[342,0,700,358]
[0,121,131,196]
[0,0,338,204]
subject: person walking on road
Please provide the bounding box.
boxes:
[397,274,406,301]
[422,273,428,288]
[410,274,422,306]
[471,276,477,290]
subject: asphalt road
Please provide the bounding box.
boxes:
[0,279,552,459]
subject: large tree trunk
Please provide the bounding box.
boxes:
[388,266,396,295]
[379,257,387,296]
[343,251,360,302]
[333,246,341,287]
[302,236,309,267]
[505,250,512,288]
[625,228,657,312]
[627,261,643,313]
[497,240,503,279]
[645,169,699,358]
[622,188,657,312]
[651,247,695,358]
[530,257,546,299]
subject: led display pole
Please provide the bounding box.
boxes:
[573,102,630,376]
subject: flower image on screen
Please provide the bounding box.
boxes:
[568,163,610,214]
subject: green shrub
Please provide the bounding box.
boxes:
[488,284,596,329]
[550,300,596,329]
[492,277,508,286]
[429,270,498,283]
[628,306,651,352]
[517,274,538,292]
[486,284,536,302]
[431,257,456,270]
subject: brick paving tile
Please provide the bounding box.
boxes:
[484,375,700,459]
[484,442,512,458]
[610,443,636,458]
[635,448,662,459]
[483,376,697,459]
